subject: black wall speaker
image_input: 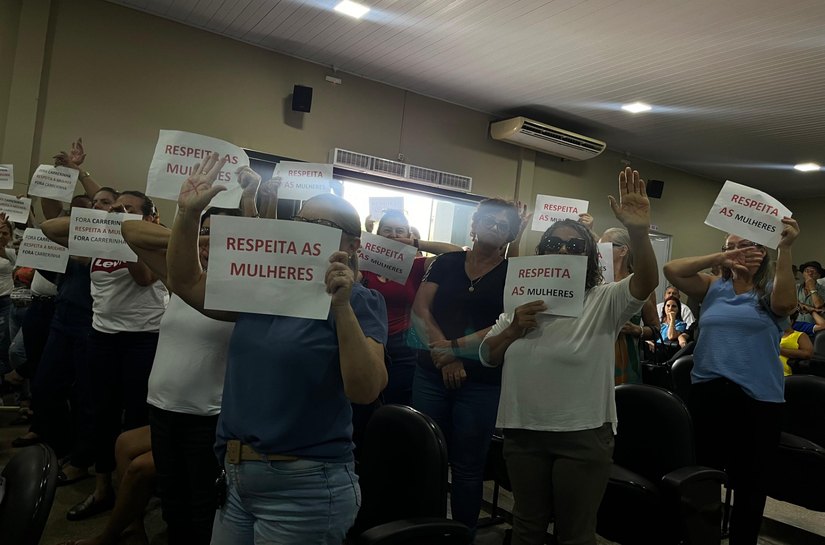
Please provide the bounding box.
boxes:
[291,85,313,113]
[646,179,664,199]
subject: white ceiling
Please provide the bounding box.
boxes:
[106,0,825,199]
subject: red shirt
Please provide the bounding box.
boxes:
[362,257,427,336]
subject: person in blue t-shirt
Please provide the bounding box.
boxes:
[167,152,388,545]
[664,221,800,545]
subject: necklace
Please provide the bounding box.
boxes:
[466,251,503,293]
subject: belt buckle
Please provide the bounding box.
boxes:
[226,440,241,464]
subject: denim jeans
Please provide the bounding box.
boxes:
[211,457,360,545]
[411,365,500,532]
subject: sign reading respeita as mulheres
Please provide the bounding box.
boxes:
[357,232,417,284]
[704,180,791,249]
[274,161,333,201]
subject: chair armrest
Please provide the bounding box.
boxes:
[357,518,472,545]
[661,466,726,545]
[662,466,727,491]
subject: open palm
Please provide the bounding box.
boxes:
[609,167,651,229]
[178,152,227,212]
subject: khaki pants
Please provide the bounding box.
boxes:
[503,425,614,545]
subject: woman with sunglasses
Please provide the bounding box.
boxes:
[599,227,660,384]
[479,168,658,545]
[167,152,387,545]
[664,224,799,545]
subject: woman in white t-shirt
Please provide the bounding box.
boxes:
[479,168,659,545]
[0,214,16,375]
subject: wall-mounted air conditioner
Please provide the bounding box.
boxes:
[490,116,606,161]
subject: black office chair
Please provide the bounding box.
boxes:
[791,332,825,376]
[479,432,511,528]
[0,443,59,545]
[764,375,825,511]
[669,354,694,403]
[596,384,726,545]
[350,404,472,545]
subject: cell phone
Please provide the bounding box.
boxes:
[214,469,226,509]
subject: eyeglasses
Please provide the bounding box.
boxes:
[539,236,587,255]
[292,215,360,237]
[722,241,760,251]
[199,227,210,236]
[378,227,409,237]
[611,242,624,248]
[479,215,511,233]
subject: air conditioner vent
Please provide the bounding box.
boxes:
[373,158,406,177]
[490,117,606,161]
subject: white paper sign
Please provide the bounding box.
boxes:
[504,255,588,317]
[357,232,417,284]
[15,229,70,273]
[274,162,333,201]
[0,165,13,189]
[204,216,342,319]
[369,196,404,219]
[704,180,791,249]
[531,194,589,232]
[0,194,31,225]
[597,242,614,283]
[28,165,78,202]
[146,130,248,209]
[68,208,141,262]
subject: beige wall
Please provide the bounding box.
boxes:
[2,0,823,261]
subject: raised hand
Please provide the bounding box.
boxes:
[326,250,355,308]
[609,167,650,230]
[53,138,85,170]
[514,201,533,240]
[578,212,595,231]
[259,176,281,197]
[236,166,261,199]
[777,217,800,249]
[178,152,228,212]
[720,246,764,277]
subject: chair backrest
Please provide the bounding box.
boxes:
[783,375,825,447]
[353,404,449,533]
[614,384,696,482]
[0,443,59,545]
[669,355,694,403]
[813,332,825,359]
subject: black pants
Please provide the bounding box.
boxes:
[149,406,220,545]
[689,378,783,545]
[88,330,158,473]
[19,298,56,379]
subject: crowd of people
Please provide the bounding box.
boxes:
[0,137,820,545]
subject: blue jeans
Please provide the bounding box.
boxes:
[211,457,360,545]
[412,365,500,532]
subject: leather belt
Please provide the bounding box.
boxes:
[225,439,299,464]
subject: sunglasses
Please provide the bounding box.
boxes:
[199,227,210,236]
[292,215,360,237]
[479,215,511,233]
[539,236,587,255]
[722,241,760,251]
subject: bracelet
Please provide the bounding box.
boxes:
[451,339,460,355]
[79,171,91,180]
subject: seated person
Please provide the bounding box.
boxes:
[791,309,825,337]
[656,284,695,326]
[780,323,814,375]
[659,296,687,346]
[796,261,825,323]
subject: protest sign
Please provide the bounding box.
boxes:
[274,162,333,201]
[0,194,31,225]
[0,165,13,189]
[368,196,404,219]
[146,130,248,209]
[704,180,791,249]
[504,255,587,317]
[597,242,614,283]
[28,165,78,202]
[204,216,342,319]
[531,194,589,232]
[15,228,70,273]
[357,232,417,284]
[68,208,140,262]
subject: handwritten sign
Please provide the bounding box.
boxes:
[204,216,342,319]
[531,194,588,232]
[597,242,614,283]
[15,228,70,273]
[357,232,417,284]
[0,194,31,225]
[28,165,78,202]
[68,208,140,262]
[504,255,587,317]
[146,130,248,209]
[274,162,333,201]
[369,196,404,219]
[704,180,791,249]
[0,165,13,189]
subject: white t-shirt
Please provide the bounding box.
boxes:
[147,295,233,416]
[31,271,58,297]
[655,301,695,326]
[0,249,17,296]
[480,275,645,433]
[90,258,169,333]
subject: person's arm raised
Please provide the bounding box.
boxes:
[40,216,71,248]
[122,221,171,286]
[771,217,800,316]
[609,167,658,300]
[236,166,261,218]
[54,138,101,197]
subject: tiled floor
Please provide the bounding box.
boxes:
[2,409,823,545]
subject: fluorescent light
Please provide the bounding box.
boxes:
[621,102,652,113]
[794,162,820,172]
[334,0,370,18]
